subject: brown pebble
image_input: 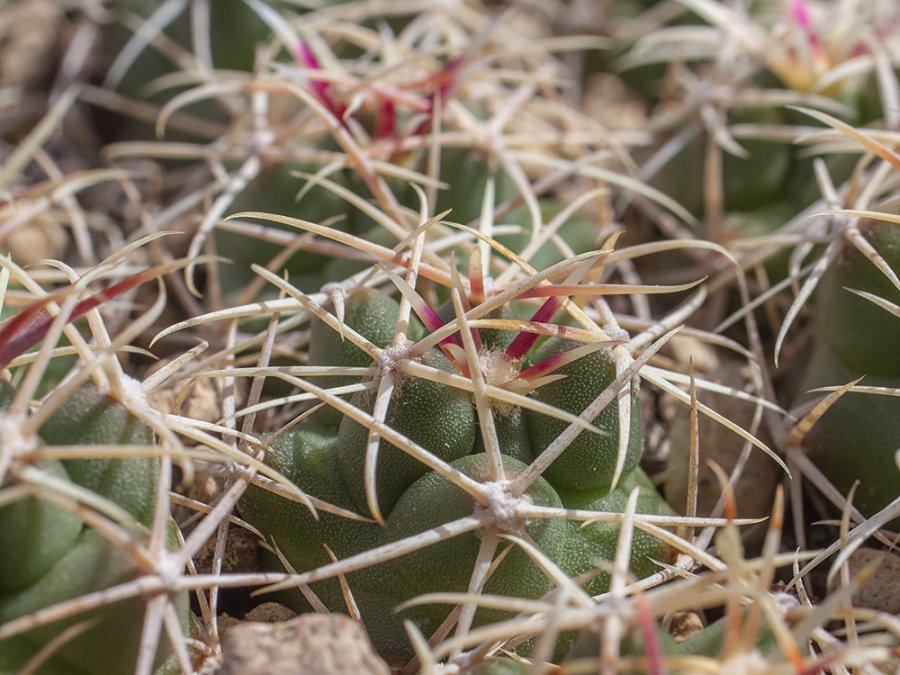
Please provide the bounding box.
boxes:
[218,613,390,675]
[193,526,259,576]
[830,547,900,615]
[243,602,296,624]
[216,614,241,637]
[669,611,704,643]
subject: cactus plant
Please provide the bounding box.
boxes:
[0,266,196,674]
[237,278,679,661]
[0,377,191,674]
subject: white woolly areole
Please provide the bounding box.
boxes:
[116,374,150,409]
[601,323,631,342]
[478,350,519,389]
[772,591,800,614]
[720,650,769,675]
[377,340,416,373]
[154,554,184,590]
[478,480,532,533]
[0,412,38,459]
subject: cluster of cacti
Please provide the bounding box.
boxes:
[614,0,897,240]
[609,0,900,523]
[0,0,897,673]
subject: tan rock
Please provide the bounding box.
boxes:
[830,548,900,615]
[244,602,297,624]
[219,613,390,675]
[0,0,61,88]
[669,611,704,643]
[3,213,67,266]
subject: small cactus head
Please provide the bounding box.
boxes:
[0,270,191,674]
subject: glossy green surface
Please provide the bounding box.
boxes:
[526,338,643,491]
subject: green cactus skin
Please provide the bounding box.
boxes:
[525,338,643,492]
[237,421,447,662]
[0,529,189,675]
[813,221,900,377]
[0,638,93,675]
[101,0,296,143]
[0,459,84,592]
[557,468,676,595]
[806,385,900,518]
[237,422,409,653]
[797,343,900,518]
[0,384,83,592]
[39,383,158,526]
[673,613,778,660]
[431,149,520,227]
[434,301,534,462]
[307,286,426,427]
[0,379,14,408]
[322,155,596,286]
[493,202,599,272]
[473,403,532,464]
[241,438,672,660]
[660,108,794,219]
[427,149,598,272]
[0,383,190,675]
[384,454,572,627]
[337,346,477,516]
[238,422,383,575]
[217,165,356,299]
[309,288,423,392]
[112,0,283,76]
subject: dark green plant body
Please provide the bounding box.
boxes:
[0,459,83,592]
[813,223,900,376]
[39,384,157,524]
[217,166,359,299]
[563,610,778,672]
[383,454,573,629]
[659,108,794,221]
[308,286,425,427]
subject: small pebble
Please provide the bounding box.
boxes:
[669,611,704,643]
[244,602,296,624]
[218,613,390,675]
[830,547,900,615]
